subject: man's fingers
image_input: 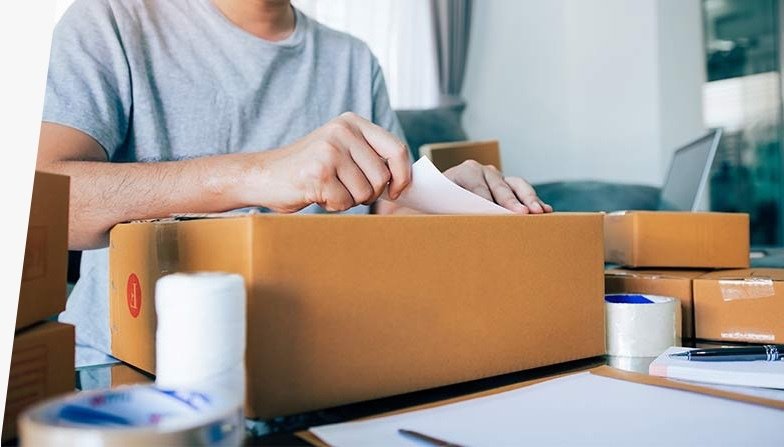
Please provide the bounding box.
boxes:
[482,166,527,214]
[344,134,392,203]
[505,176,549,214]
[319,175,355,212]
[340,113,411,199]
[336,158,375,206]
[446,161,494,202]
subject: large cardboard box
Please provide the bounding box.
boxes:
[605,269,711,340]
[109,214,605,419]
[604,211,749,268]
[2,322,74,441]
[17,171,69,330]
[693,269,784,343]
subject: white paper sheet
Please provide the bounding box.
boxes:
[309,372,784,447]
[382,156,513,214]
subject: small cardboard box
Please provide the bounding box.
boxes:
[109,213,605,419]
[605,269,711,339]
[693,269,784,343]
[3,322,74,441]
[18,171,69,330]
[604,211,749,269]
[420,140,502,172]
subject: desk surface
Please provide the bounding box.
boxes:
[73,340,731,447]
[246,356,606,446]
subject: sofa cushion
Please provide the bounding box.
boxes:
[396,104,468,159]
[534,181,660,212]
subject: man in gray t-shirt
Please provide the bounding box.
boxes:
[39,0,553,366]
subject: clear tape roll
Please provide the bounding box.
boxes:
[605,294,677,358]
[19,272,247,446]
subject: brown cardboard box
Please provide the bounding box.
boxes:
[110,362,154,387]
[604,211,749,268]
[109,213,605,419]
[420,140,502,172]
[3,322,74,441]
[693,269,784,343]
[605,269,711,339]
[17,171,69,330]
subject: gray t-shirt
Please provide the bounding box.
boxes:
[44,0,405,366]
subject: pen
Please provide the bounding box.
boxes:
[670,345,784,362]
[398,429,466,447]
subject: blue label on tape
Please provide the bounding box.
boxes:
[605,294,654,304]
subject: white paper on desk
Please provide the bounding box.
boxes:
[309,372,784,447]
[381,156,513,214]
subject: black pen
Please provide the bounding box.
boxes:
[670,345,784,362]
[398,429,466,447]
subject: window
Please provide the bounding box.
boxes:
[702,0,783,244]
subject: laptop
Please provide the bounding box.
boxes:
[658,128,722,211]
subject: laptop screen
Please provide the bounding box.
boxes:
[659,131,719,211]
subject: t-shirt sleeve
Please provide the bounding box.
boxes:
[369,57,411,153]
[42,0,132,160]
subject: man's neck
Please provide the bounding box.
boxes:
[212,0,296,41]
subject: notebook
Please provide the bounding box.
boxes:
[650,347,784,389]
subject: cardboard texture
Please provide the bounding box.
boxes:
[109,213,605,419]
[693,268,784,343]
[110,363,154,387]
[604,269,711,339]
[420,140,502,172]
[604,211,749,268]
[17,171,69,330]
[2,322,74,441]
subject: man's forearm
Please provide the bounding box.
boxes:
[44,153,256,250]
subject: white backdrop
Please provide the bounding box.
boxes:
[0,0,58,429]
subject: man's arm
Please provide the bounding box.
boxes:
[38,112,412,250]
[37,123,258,249]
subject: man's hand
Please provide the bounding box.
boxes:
[443,160,553,214]
[37,113,411,249]
[251,112,412,213]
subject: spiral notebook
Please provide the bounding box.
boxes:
[649,347,784,389]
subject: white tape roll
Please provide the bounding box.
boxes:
[155,272,247,412]
[605,294,677,358]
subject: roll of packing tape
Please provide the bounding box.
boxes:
[19,385,244,446]
[605,294,677,358]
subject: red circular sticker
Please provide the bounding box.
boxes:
[127,273,142,318]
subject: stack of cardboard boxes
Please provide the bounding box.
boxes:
[604,211,781,346]
[3,172,74,442]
